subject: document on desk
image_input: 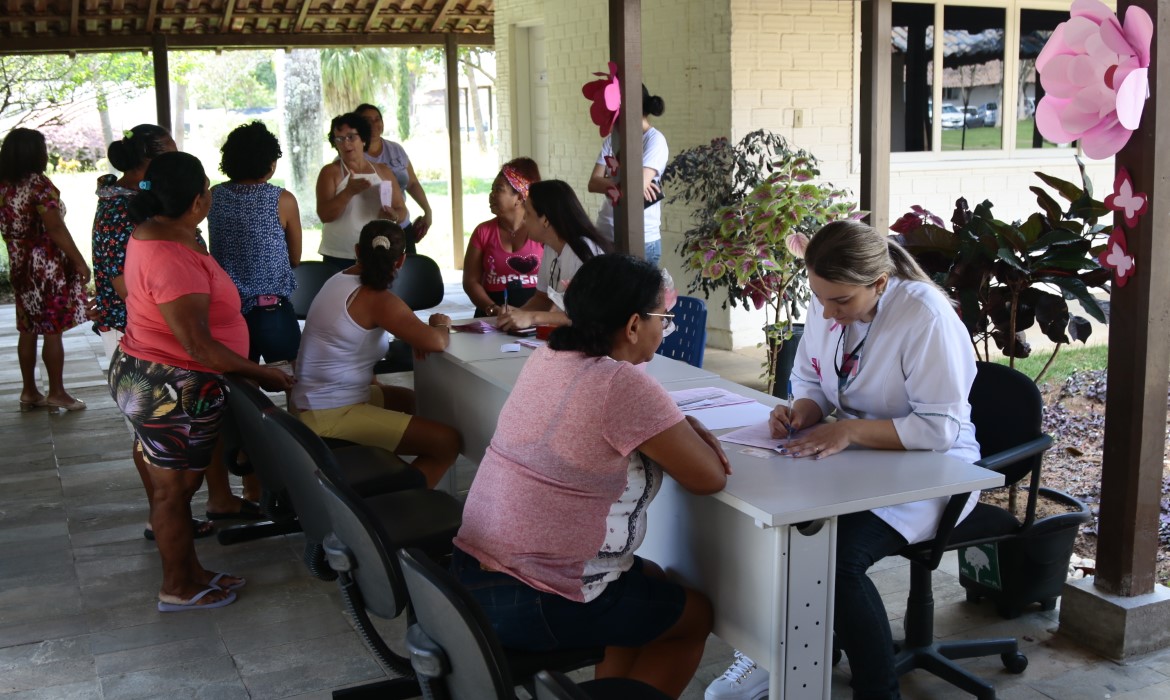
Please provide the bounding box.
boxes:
[682,401,773,430]
[669,387,754,410]
[453,320,500,333]
[719,421,787,452]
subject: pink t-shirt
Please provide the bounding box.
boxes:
[121,237,249,373]
[469,219,543,293]
[454,347,685,603]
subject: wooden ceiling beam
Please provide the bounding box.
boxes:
[145,0,157,32]
[221,0,237,31]
[69,0,79,35]
[294,0,311,33]
[364,0,387,33]
[431,0,457,33]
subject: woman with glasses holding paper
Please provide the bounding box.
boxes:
[315,113,407,270]
[453,254,729,699]
[706,220,978,700]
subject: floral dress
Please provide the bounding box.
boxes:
[0,173,87,335]
[91,174,136,332]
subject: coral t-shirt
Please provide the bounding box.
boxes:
[121,237,249,373]
[454,347,685,603]
[469,219,543,293]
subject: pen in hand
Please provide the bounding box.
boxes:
[784,379,799,438]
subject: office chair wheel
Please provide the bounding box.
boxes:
[1001,651,1028,674]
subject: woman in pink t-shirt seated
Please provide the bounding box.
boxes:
[452,254,730,698]
[461,158,543,317]
[108,152,294,613]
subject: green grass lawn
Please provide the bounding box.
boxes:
[994,343,1109,386]
[940,118,1065,152]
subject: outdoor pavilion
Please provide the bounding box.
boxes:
[2,0,1168,669]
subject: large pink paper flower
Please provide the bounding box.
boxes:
[581,62,621,138]
[1035,0,1152,159]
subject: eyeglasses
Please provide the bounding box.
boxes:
[332,133,361,145]
[645,312,676,336]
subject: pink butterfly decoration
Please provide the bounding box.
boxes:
[605,185,621,207]
[1099,229,1135,287]
[604,155,621,177]
[581,62,622,138]
[1105,167,1148,228]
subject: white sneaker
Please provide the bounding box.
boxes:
[705,650,769,700]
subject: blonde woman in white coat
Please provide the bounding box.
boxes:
[707,220,979,700]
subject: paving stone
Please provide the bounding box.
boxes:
[92,633,228,676]
[234,632,385,700]
[99,653,247,700]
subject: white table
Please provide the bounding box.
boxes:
[415,336,1003,698]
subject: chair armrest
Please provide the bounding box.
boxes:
[974,434,1053,472]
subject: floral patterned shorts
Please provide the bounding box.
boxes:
[107,348,228,471]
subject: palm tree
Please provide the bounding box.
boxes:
[319,48,398,117]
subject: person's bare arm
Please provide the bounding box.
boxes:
[495,292,567,330]
[642,166,661,201]
[41,206,90,285]
[278,190,302,268]
[639,416,729,494]
[157,294,293,392]
[361,289,450,355]
[587,162,612,194]
[461,244,497,313]
[316,163,370,223]
[405,161,433,239]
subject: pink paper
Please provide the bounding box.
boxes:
[379,181,394,209]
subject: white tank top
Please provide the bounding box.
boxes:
[319,161,383,259]
[292,273,390,410]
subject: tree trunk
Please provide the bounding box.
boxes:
[97,87,115,174]
[279,49,324,224]
[463,59,487,152]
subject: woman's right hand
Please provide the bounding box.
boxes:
[769,400,821,439]
[344,177,372,197]
[496,309,536,332]
[257,366,295,393]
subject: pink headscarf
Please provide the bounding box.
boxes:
[501,165,532,199]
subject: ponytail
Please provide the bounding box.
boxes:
[356,220,407,289]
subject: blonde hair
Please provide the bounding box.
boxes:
[804,220,937,290]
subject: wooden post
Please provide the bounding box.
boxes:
[151,34,172,133]
[609,0,643,257]
[445,34,465,269]
[1096,0,1170,597]
[859,0,892,232]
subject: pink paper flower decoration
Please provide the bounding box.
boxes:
[1105,167,1148,228]
[1035,0,1152,159]
[1099,229,1135,287]
[581,62,621,138]
[603,155,620,177]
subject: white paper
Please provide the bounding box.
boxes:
[669,386,754,410]
[685,401,773,430]
[719,421,787,451]
[379,181,395,209]
[500,343,522,353]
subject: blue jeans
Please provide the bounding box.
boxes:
[644,239,661,267]
[244,299,301,363]
[835,511,908,700]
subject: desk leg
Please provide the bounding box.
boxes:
[769,518,836,699]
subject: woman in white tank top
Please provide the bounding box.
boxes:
[315,113,407,269]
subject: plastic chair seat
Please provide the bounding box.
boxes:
[363,489,464,560]
[332,445,427,496]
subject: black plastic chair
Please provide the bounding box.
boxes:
[398,549,663,700]
[258,405,428,580]
[375,254,445,375]
[886,362,1086,698]
[655,295,707,368]
[533,670,671,700]
[291,261,338,320]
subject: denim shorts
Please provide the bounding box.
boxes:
[451,547,685,652]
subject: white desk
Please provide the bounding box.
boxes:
[414,337,1003,699]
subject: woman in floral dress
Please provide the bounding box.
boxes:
[0,128,91,411]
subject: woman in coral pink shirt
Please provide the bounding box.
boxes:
[109,152,293,613]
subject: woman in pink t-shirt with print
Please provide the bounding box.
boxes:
[109,152,294,613]
[461,157,543,317]
[453,254,731,698]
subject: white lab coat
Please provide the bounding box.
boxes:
[790,276,981,544]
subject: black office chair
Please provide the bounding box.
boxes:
[533,670,671,700]
[291,261,338,320]
[375,254,445,375]
[655,295,707,368]
[397,548,665,700]
[888,362,1059,698]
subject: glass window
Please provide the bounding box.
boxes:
[1018,9,1068,149]
[891,2,936,153]
[941,5,1006,152]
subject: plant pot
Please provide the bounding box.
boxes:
[958,487,1092,619]
[770,323,805,397]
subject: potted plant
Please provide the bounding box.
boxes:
[893,157,1109,618]
[663,131,862,393]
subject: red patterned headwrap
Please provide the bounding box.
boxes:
[501,165,532,199]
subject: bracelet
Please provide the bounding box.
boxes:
[487,305,499,316]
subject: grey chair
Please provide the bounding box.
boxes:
[291,261,338,320]
[375,254,445,375]
[398,548,666,700]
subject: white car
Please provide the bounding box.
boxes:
[940,104,963,129]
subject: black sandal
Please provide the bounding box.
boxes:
[143,518,215,541]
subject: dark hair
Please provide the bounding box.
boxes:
[354,103,382,119]
[0,128,48,183]
[548,254,663,357]
[527,180,612,262]
[642,84,665,118]
[106,124,172,173]
[219,121,282,181]
[356,219,407,289]
[128,151,207,224]
[500,157,541,194]
[327,113,372,152]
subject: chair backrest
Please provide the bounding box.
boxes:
[316,472,411,620]
[969,361,1045,487]
[390,254,444,311]
[291,261,337,320]
[655,295,707,368]
[259,407,346,545]
[223,375,285,492]
[398,548,515,699]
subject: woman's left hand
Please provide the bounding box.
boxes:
[686,415,732,475]
[780,421,853,460]
[428,313,451,328]
[413,214,432,242]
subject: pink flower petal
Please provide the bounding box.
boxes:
[1098,16,1135,58]
[1079,117,1132,159]
[1070,0,1114,24]
[1116,66,1148,129]
[1123,6,1154,65]
[1036,98,1078,144]
[1036,22,1069,72]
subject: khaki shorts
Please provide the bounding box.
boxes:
[298,385,412,453]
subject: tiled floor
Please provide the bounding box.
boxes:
[2,291,1168,699]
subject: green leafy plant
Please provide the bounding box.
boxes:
[663,131,861,392]
[893,156,1111,385]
